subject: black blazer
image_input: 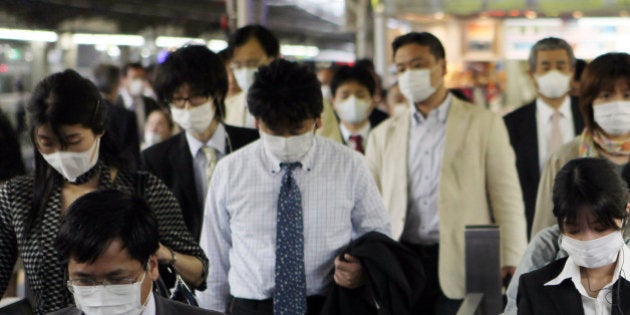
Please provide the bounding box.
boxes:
[321,231,425,315]
[503,97,584,237]
[517,257,630,315]
[104,100,141,170]
[142,124,259,240]
[47,294,224,314]
[0,109,25,182]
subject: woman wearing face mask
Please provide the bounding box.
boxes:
[531,53,630,236]
[517,157,630,314]
[0,70,208,314]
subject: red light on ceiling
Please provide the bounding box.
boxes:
[486,10,506,17]
[509,10,520,17]
[0,64,7,73]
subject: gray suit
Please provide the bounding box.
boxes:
[47,294,223,315]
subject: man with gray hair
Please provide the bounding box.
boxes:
[503,37,584,238]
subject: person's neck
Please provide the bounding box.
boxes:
[191,119,219,143]
[415,86,448,118]
[341,119,370,134]
[539,93,567,110]
[581,261,617,296]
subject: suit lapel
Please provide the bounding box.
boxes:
[442,98,469,171]
[613,278,630,314]
[570,96,585,135]
[547,280,585,315]
[170,133,199,211]
[522,103,540,177]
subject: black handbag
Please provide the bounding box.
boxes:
[134,171,199,306]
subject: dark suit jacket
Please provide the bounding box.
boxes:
[517,257,630,315]
[115,95,160,119]
[321,231,425,315]
[46,294,224,314]
[0,109,25,182]
[503,97,584,237]
[142,124,259,240]
[104,99,141,170]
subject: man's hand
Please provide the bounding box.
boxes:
[333,254,365,289]
[501,266,516,286]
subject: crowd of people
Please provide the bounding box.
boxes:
[0,22,629,315]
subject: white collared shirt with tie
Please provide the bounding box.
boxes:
[186,124,227,205]
[536,96,575,170]
[197,136,391,312]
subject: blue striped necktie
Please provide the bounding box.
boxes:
[274,162,307,315]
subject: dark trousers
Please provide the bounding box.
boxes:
[230,296,326,315]
[402,242,463,315]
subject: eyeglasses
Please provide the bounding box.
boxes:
[67,270,146,292]
[168,94,210,109]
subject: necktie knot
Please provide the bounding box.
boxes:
[280,162,302,173]
[348,135,365,154]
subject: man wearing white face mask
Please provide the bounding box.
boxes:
[366,32,527,314]
[198,59,391,314]
[117,63,160,141]
[49,190,221,315]
[142,45,259,242]
[330,65,388,154]
[504,37,585,238]
[225,24,343,144]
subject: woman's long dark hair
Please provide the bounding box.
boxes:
[26,69,128,234]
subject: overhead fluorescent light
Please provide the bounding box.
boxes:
[281,44,320,58]
[72,33,145,46]
[0,28,58,42]
[207,39,228,52]
[156,36,205,48]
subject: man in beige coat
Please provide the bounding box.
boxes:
[366,32,527,314]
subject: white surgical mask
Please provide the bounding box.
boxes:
[392,103,408,116]
[41,137,100,182]
[170,100,215,133]
[560,230,625,268]
[593,101,630,136]
[143,131,163,147]
[260,126,315,162]
[128,79,145,97]
[233,67,258,92]
[398,68,436,104]
[336,96,371,124]
[535,70,571,99]
[72,272,148,315]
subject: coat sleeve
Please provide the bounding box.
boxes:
[516,274,535,315]
[484,113,528,267]
[365,128,383,193]
[530,154,564,237]
[144,173,209,289]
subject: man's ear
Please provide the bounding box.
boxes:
[315,117,322,130]
[148,255,160,281]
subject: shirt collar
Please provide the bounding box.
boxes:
[141,291,156,315]
[118,88,136,109]
[536,96,571,122]
[339,122,371,143]
[545,244,630,286]
[262,136,317,176]
[185,123,227,157]
[411,93,452,126]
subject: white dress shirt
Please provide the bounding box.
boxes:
[536,96,574,170]
[197,136,391,311]
[186,123,227,204]
[401,94,451,245]
[339,122,370,148]
[545,244,630,315]
[142,292,156,315]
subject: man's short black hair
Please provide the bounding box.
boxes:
[392,32,445,61]
[228,24,280,58]
[56,190,159,267]
[553,158,629,231]
[330,65,376,97]
[93,64,120,94]
[122,62,145,77]
[153,45,228,120]
[248,59,322,133]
